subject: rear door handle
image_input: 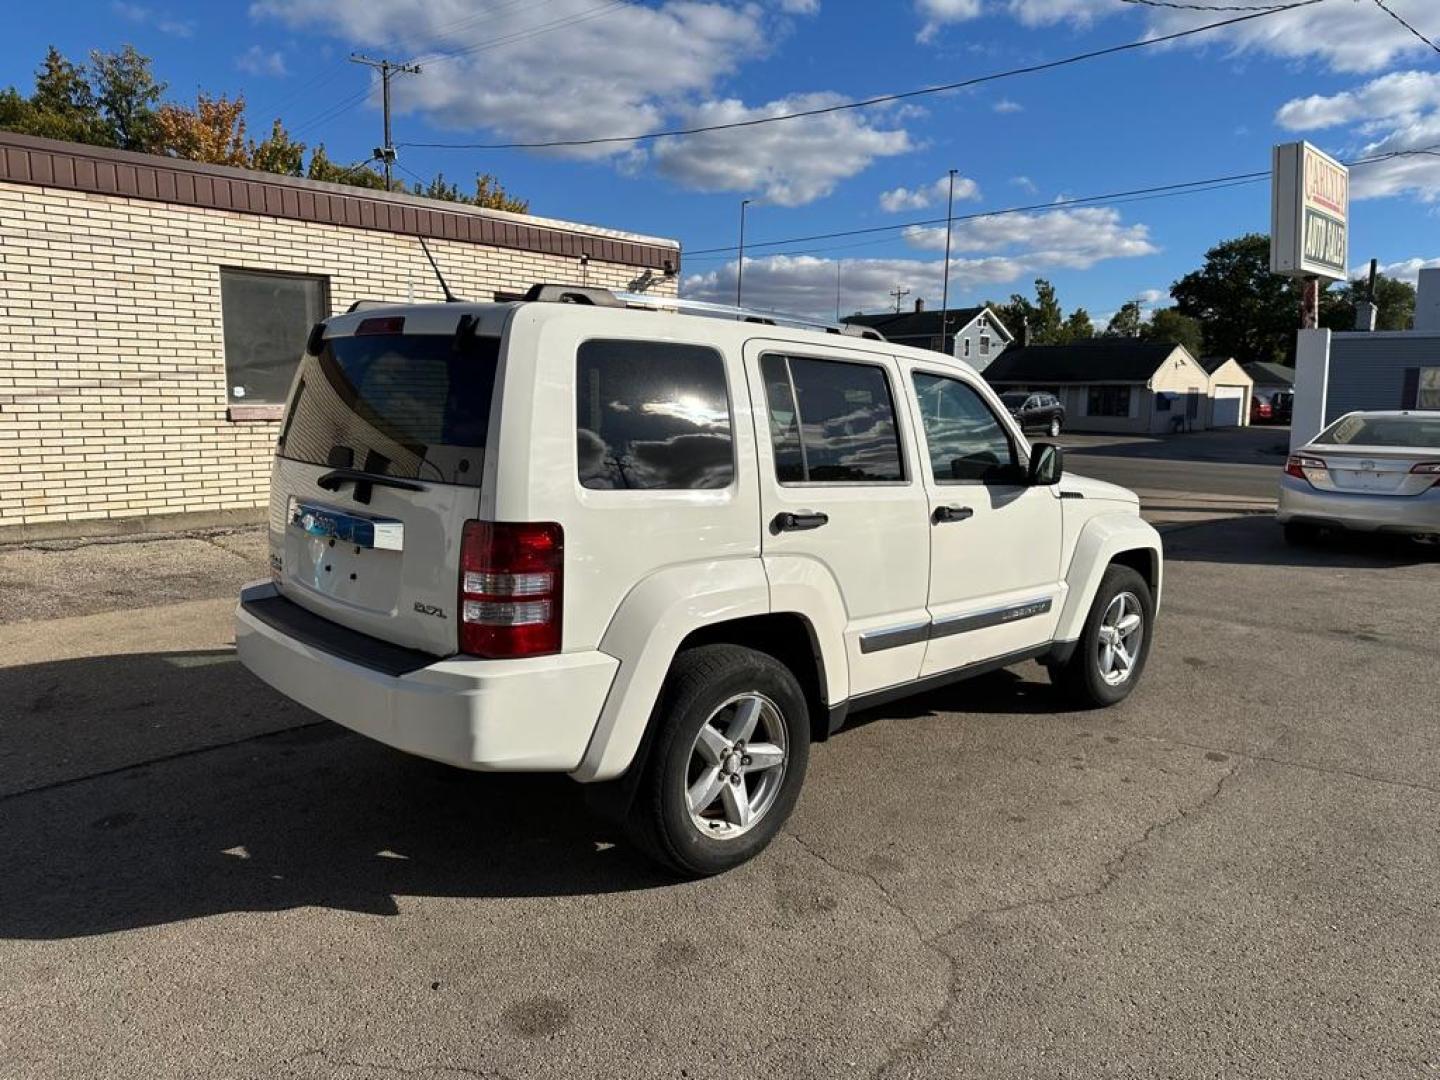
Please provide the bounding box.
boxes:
[772,511,829,533]
[932,505,974,525]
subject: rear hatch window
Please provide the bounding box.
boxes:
[279,332,499,485]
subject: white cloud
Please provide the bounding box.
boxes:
[918,0,1435,72]
[683,208,1157,318]
[879,174,981,213]
[254,1,769,159]
[236,45,287,78]
[1138,287,1166,306]
[915,0,982,42]
[993,98,1023,114]
[1364,257,1440,284]
[112,1,194,36]
[1011,175,1038,194]
[901,206,1159,268]
[778,0,819,12]
[1275,70,1440,202]
[650,93,913,207]
[1276,72,1440,131]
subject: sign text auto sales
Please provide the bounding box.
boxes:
[1301,148,1347,275]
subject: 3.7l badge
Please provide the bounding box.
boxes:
[413,601,447,619]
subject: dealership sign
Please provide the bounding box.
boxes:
[1270,142,1349,281]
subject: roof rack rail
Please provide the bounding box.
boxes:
[511,281,889,340]
[346,299,399,313]
[612,291,888,340]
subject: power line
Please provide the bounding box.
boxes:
[681,144,1440,259]
[1371,0,1440,53]
[1117,0,1289,9]
[409,1,628,68]
[398,0,1327,150]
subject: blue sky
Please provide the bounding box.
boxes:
[4,0,1438,323]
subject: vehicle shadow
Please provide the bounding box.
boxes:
[1163,514,1439,568]
[842,666,1068,732]
[0,650,673,941]
[1064,426,1290,466]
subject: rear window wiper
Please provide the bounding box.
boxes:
[317,468,426,505]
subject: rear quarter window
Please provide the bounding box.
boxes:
[576,340,735,490]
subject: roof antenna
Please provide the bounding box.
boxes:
[417,236,460,302]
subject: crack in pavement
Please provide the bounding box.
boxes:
[785,760,1245,1080]
[281,1048,513,1079]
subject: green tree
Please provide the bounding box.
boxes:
[0,47,108,145]
[1143,307,1204,358]
[1171,233,1301,363]
[306,143,387,190]
[1104,301,1143,338]
[1321,273,1416,332]
[412,170,530,213]
[91,44,165,152]
[249,118,306,176]
[1061,307,1095,342]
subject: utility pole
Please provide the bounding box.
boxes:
[940,168,956,350]
[835,260,842,322]
[736,198,751,307]
[349,54,422,190]
[890,285,910,313]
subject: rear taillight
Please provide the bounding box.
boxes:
[458,521,563,658]
[1285,454,1327,483]
[1411,462,1440,488]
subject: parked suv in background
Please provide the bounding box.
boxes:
[236,286,1162,876]
[999,391,1066,437]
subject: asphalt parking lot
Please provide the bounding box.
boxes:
[2,500,1438,1078]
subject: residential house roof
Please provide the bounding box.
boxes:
[1242,361,1295,387]
[843,305,1012,343]
[1199,355,1236,375]
[982,339,1187,384]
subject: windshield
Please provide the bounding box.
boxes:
[1000,392,1028,407]
[1314,414,1440,449]
[278,332,499,487]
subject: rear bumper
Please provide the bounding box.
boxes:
[1277,476,1440,535]
[235,583,618,773]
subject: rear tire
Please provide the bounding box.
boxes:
[1283,522,1321,546]
[1051,564,1153,708]
[627,645,810,877]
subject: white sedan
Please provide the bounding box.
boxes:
[1279,411,1440,544]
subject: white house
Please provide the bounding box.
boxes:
[843,302,1015,371]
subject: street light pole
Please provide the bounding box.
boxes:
[736,198,751,307]
[941,168,956,352]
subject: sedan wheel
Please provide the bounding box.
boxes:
[1048,416,1062,437]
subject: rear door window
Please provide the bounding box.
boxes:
[761,353,906,483]
[576,339,734,490]
[279,333,498,487]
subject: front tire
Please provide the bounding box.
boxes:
[1048,415,1062,437]
[628,645,810,877]
[1051,564,1153,708]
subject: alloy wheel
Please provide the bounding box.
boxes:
[684,692,788,839]
[1097,591,1144,686]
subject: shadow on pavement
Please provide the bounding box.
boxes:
[1065,426,1290,466]
[0,651,673,941]
[1162,514,1440,568]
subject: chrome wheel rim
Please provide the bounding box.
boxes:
[685,692,788,840]
[1097,592,1144,686]
[1049,418,1060,436]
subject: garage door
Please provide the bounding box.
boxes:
[1212,385,1245,427]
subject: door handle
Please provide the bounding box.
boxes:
[932,505,974,525]
[772,511,829,533]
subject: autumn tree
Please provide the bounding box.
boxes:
[156,92,248,166]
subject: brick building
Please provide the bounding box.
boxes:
[0,131,679,540]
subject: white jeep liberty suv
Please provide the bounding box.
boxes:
[236,285,1162,876]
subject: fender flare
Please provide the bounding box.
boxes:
[574,559,771,783]
[1053,513,1164,644]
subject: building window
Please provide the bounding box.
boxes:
[1087,386,1132,417]
[979,335,991,356]
[1419,367,1440,410]
[221,268,329,407]
[761,353,906,483]
[576,340,734,490]
[962,338,971,358]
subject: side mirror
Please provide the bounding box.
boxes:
[1028,441,1064,486]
